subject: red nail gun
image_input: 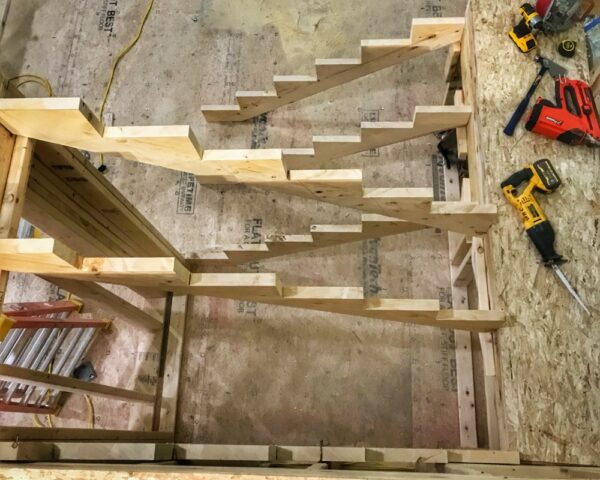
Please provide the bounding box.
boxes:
[525,77,600,147]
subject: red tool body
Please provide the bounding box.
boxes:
[525,77,600,146]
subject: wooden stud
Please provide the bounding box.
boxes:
[202,18,465,121]
[0,135,33,303]
[40,276,163,331]
[157,295,189,434]
[0,364,155,404]
[444,42,461,83]
[454,90,468,160]
[453,247,473,287]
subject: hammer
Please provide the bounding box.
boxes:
[504,56,567,136]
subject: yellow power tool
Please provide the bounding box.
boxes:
[501,159,591,315]
[509,3,544,53]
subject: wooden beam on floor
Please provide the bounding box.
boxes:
[201,18,465,121]
[0,364,155,404]
[175,444,276,462]
[447,449,519,464]
[54,442,173,461]
[0,441,55,461]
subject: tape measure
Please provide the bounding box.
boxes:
[557,39,576,58]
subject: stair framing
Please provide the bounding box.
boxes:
[261,170,497,236]
[201,18,465,122]
[0,98,494,235]
[282,105,471,169]
[0,98,470,176]
[0,238,504,332]
[192,214,428,269]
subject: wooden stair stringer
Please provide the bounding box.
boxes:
[282,105,472,168]
[201,17,465,122]
[194,214,429,269]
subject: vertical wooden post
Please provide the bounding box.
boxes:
[445,171,478,448]
[0,135,34,303]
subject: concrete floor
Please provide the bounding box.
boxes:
[0,0,468,447]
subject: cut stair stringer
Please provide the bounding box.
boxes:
[191,214,429,269]
[201,17,465,122]
[0,99,469,179]
[282,105,472,168]
[0,239,505,332]
[252,169,497,236]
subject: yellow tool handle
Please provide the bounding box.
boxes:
[502,182,547,231]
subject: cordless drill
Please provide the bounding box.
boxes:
[501,159,591,314]
[525,77,600,147]
[509,3,544,53]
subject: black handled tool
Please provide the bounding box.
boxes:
[504,56,567,136]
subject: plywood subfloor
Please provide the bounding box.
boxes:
[0,0,467,447]
[467,0,600,465]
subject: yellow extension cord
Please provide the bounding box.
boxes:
[7,74,52,97]
[98,0,154,168]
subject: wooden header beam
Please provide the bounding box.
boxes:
[201,18,465,122]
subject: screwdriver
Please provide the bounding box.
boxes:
[501,159,591,315]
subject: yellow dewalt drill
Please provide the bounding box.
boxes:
[509,3,544,53]
[501,159,591,315]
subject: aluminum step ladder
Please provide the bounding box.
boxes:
[0,300,108,415]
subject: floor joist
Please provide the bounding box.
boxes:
[201,18,465,121]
